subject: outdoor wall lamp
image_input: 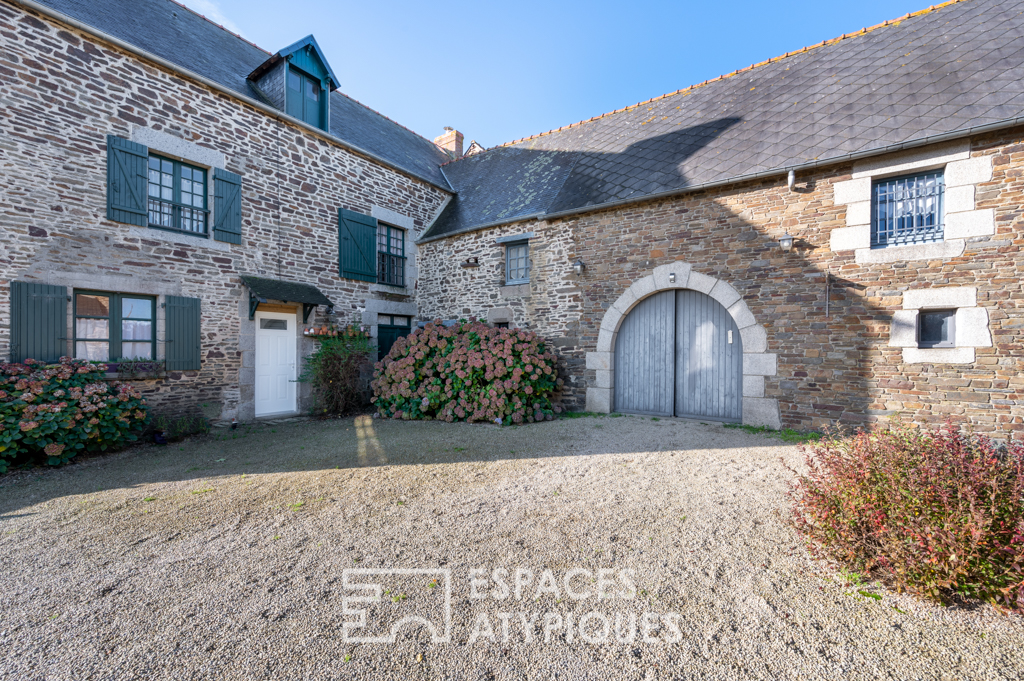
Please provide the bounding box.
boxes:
[778,234,794,252]
[573,259,586,276]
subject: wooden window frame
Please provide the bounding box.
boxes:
[286,66,325,130]
[148,154,210,236]
[377,223,406,288]
[918,309,956,349]
[505,241,530,285]
[73,291,157,363]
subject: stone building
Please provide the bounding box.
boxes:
[3,0,1024,435]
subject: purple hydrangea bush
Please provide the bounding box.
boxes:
[371,319,562,424]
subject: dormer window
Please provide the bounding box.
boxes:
[287,68,323,129]
[246,35,339,134]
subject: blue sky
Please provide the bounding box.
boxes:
[180,0,936,148]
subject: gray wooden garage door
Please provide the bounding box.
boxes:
[614,289,742,422]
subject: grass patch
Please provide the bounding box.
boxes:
[723,423,822,443]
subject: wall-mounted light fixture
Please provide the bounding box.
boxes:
[669,272,676,284]
[778,234,794,252]
[573,259,586,276]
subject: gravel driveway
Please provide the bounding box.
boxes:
[1,415,1021,680]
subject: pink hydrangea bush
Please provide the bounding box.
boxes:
[371,319,563,424]
[0,357,148,472]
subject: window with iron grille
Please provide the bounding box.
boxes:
[505,241,530,284]
[148,155,209,235]
[871,171,944,248]
[377,223,406,287]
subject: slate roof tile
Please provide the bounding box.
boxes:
[428,1,1024,238]
[36,0,451,186]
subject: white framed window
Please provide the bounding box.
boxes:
[505,241,530,284]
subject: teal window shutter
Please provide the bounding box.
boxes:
[10,281,67,363]
[286,66,304,120]
[107,135,149,227]
[165,295,202,371]
[339,208,378,282]
[213,168,242,244]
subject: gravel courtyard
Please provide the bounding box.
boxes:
[1,415,1021,680]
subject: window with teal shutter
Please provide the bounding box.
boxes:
[339,208,378,282]
[213,168,243,244]
[10,282,68,363]
[166,296,202,371]
[286,66,324,130]
[73,291,156,362]
[107,135,149,227]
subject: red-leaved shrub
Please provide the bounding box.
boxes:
[790,421,1024,610]
[371,319,562,423]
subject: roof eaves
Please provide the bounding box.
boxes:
[422,114,1024,242]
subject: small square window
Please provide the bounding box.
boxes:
[505,241,530,284]
[918,309,956,348]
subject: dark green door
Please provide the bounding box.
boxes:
[377,315,412,361]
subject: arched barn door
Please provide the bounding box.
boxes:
[614,289,743,422]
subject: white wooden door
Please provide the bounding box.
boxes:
[255,311,297,416]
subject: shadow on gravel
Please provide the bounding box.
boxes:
[0,414,790,516]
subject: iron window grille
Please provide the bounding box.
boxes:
[148,155,209,235]
[918,309,956,348]
[871,171,944,248]
[74,291,156,362]
[505,241,530,285]
[377,223,406,287]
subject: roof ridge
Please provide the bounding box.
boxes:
[482,0,968,152]
[163,0,270,55]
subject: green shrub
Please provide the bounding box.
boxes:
[790,421,1024,611]
[299,330,374,416]
[371,319,562,424]
[0,357,148,472]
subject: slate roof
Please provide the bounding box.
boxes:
[424,0,1024,240]
[34,0,451,187]
[240,275,333,307]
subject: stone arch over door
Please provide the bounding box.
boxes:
[585,262,781,429]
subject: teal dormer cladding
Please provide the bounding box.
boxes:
[247,35,339,132]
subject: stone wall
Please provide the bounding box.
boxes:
[418,129,1024,437]
[417,221,588,407]
[0,3,449,420]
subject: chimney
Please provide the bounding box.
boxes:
[434,126,464,159]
